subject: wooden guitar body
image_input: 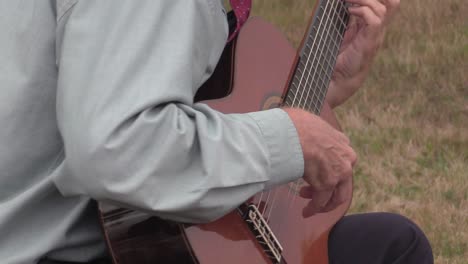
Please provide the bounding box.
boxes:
[99,16,351,264]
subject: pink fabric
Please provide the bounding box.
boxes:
[228,0,252,42]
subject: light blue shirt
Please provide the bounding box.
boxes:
[0,1,304,263]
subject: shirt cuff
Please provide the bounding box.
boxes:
[247,108,304,189]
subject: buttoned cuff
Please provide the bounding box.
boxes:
[247,108,304,189]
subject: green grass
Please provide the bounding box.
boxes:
[235,0,468,263]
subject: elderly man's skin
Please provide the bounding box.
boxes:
[283,0,400,217]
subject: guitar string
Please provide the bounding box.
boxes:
[277,0,349,235]
[278,1,351,238]
[262,186,273,217]
[287,2,343,112]
[261,0,349,231]
[289,0,332,109]
[296,1,347,214]
[280,6,349,233]
[288,0,340,211]
[285,0,333,199]
[275,0,335,222]
[306,1,349,112]
[306,0,347,111]
[302,0,346,114]
[266,0,338,232]
[279,1,349,234]
[259,175,271,216]
[280,0,336,222]
[288,1,348,113]
[257,190,264,214]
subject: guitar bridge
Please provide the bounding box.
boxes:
[243,204,284,263]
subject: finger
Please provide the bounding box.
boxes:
[328,157,353,195]
[348,5,383,27]
[340,14,358,45]
[346,0,387,19]
[379,0,400,10]
[299,184,343,200]
[302,190,334,218]
[379,0,400,13]
[347,5,384,42]
[334,131,351,146]
[302,200,318,217]
[320,178,353,213]
[329,143,357,170]
[299,186,315,199]
[307,189,334,212]
[342,144,358,166]
[301,188,334,217]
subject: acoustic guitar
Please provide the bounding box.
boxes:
[98,0,351,263]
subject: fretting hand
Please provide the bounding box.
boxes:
[326,0,400,108]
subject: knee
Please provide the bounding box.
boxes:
[380,213,426,243]
[376,213,433,263]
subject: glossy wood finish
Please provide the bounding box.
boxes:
[186,18,350,264]
[99,17,351,264]
[99,204,196,263]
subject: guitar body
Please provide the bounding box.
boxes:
[99,17,351,264]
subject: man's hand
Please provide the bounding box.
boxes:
[326,0,400,108]
[284,108,357,217]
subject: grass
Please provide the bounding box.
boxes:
[234,0,468,263]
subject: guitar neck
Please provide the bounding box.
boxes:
[282,0,350,114]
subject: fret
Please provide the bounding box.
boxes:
[310,25,341,52]
[305,73,326,112]
[300,0,340,111]
[335,5,348,31]
[292,1,332,108]
[296,2,335,109]
[283,0,349,113]
[304,2,333,108]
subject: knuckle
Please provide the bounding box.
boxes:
[363,6,372,14]
[324,201,338,212]
[350,150,358,164]
[346,145,356,158]
[310,179,325,191]
[343,165,353,179]
[325,196,342,211]
[379,5,387,16]
[334,193,346,205]
[371,17,383,27]
[324,177,339,189]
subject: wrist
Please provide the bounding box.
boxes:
[326,71,367,108]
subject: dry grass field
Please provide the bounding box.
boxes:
[240,0,467,263]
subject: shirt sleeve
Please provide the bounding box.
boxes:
[53,0,304,223]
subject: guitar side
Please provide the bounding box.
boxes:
[99,17,351,264]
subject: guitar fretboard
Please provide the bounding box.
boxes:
[283,0,350,114]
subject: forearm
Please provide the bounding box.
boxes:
[55,104,303,223]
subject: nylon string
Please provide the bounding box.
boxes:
[266,0,339,231]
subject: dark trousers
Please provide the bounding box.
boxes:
[41,212,433,264]
[328,212,434,264]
